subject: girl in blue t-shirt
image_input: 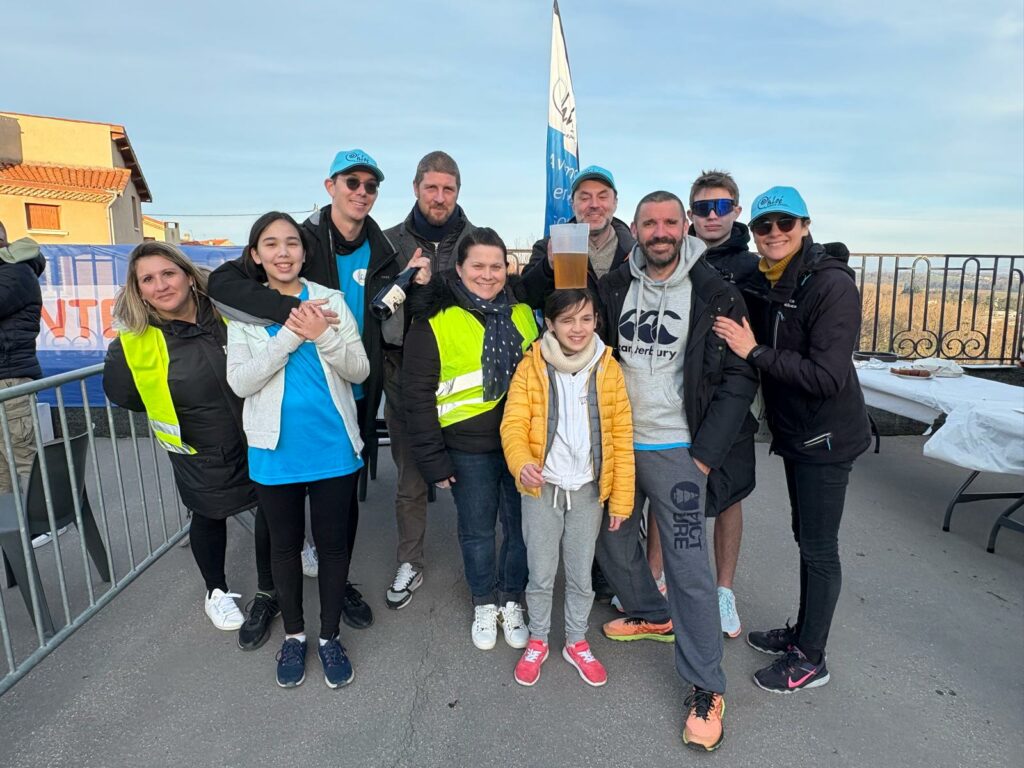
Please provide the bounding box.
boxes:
[226,212,368,690]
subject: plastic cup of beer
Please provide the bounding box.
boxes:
[549,223,590,289]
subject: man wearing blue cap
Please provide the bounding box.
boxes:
[209,149,431,634]
[526,165,635,282]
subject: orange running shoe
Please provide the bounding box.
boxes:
[602,616,674,642]
[682,687,725,752]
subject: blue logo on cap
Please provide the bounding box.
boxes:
[750,186,808,221]
[329,148,384,182]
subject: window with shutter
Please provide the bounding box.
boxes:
[25,203,61,231]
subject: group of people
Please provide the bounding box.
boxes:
[78,148,871,754]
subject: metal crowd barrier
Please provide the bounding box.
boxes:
[0,364,186,696]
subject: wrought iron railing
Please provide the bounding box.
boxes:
[838,254,1020,365]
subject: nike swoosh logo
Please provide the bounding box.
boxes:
[788,669,817,688]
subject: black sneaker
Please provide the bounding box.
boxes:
[237,592,280,651]
[746,621,797,655]
[341,582,374,629]
[275,638,307,688]
[318,636,355,689]
[753,648,830,694]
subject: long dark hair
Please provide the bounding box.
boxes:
[243,211,306,282]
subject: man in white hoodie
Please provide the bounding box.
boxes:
[593,191,758,752]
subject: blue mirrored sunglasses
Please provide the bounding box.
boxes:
[691,198,736,217]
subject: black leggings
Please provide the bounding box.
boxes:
[256,473,359,638]
[784,459,853,657]
[189,506,274,594]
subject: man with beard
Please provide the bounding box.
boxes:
[686,170,760,640]
[525,165,635,283]
[593,191,757,752]
[380,151,477,609]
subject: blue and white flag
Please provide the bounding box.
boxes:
[545,0,579,236]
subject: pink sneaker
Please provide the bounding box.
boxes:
[514,638,549,686]
[562,640,607,687]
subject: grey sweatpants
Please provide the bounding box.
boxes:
[595,447,726,693]
[522,481,603,644]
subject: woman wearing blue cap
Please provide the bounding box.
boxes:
[713,186,871,694]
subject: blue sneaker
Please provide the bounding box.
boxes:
[275,638,307,688]
[318,636,354,689]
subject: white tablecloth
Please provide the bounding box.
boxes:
[857,364,1024,476]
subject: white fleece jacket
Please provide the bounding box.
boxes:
[225,279,369,452]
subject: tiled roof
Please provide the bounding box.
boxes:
[0,162,132,203]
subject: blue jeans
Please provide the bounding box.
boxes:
[448,449,528,606]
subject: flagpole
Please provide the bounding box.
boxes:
[545,0,580,236]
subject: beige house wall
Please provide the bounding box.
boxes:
[0,196,112,244]
[0,113,114,168]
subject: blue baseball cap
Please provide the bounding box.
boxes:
[571,165,616,195]
[749,186,808,223]
[328,149,384,182]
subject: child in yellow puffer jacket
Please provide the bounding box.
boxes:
[501,288,634,688]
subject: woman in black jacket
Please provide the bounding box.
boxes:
[103,242,277,649]
[402,228,539,653]
[713,186,871,694]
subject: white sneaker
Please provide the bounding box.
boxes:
[31,526,70,549]
[471,604,499,650]
[386,562,423,610]
[301,540,318,578]
[204,588,245,630]
[499,601,529,649]
[718,586,741,638]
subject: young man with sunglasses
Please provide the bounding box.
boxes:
[208,149,431,635]
[379,151,478,610]
[685,170,760,641]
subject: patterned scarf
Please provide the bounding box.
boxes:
[454,281,524,401]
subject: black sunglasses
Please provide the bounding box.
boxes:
[691,198,736,218]
[751,216,799,236]
[342,176,379,195]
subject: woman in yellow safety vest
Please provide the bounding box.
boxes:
[102,242,277,649]
[402,227,540,653]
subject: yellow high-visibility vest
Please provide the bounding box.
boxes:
[429,303,537,427]
[119,327,197,455]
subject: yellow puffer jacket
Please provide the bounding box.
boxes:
[501,340,635,517]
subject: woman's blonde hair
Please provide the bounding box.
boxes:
[113,241,214,334]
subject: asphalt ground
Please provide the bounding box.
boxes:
[0,436,1021,768]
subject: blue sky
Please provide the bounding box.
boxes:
[4,1,1022,253]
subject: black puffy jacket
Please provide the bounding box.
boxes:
[0,240,46,380]
[692,222,760,289]
[743,237,872,463]
[102,297,256,519]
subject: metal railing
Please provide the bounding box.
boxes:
[850,254,1023,365]
[0,365,187,696]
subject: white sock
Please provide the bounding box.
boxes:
[319,637,330,647]
[286,633,306,643]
